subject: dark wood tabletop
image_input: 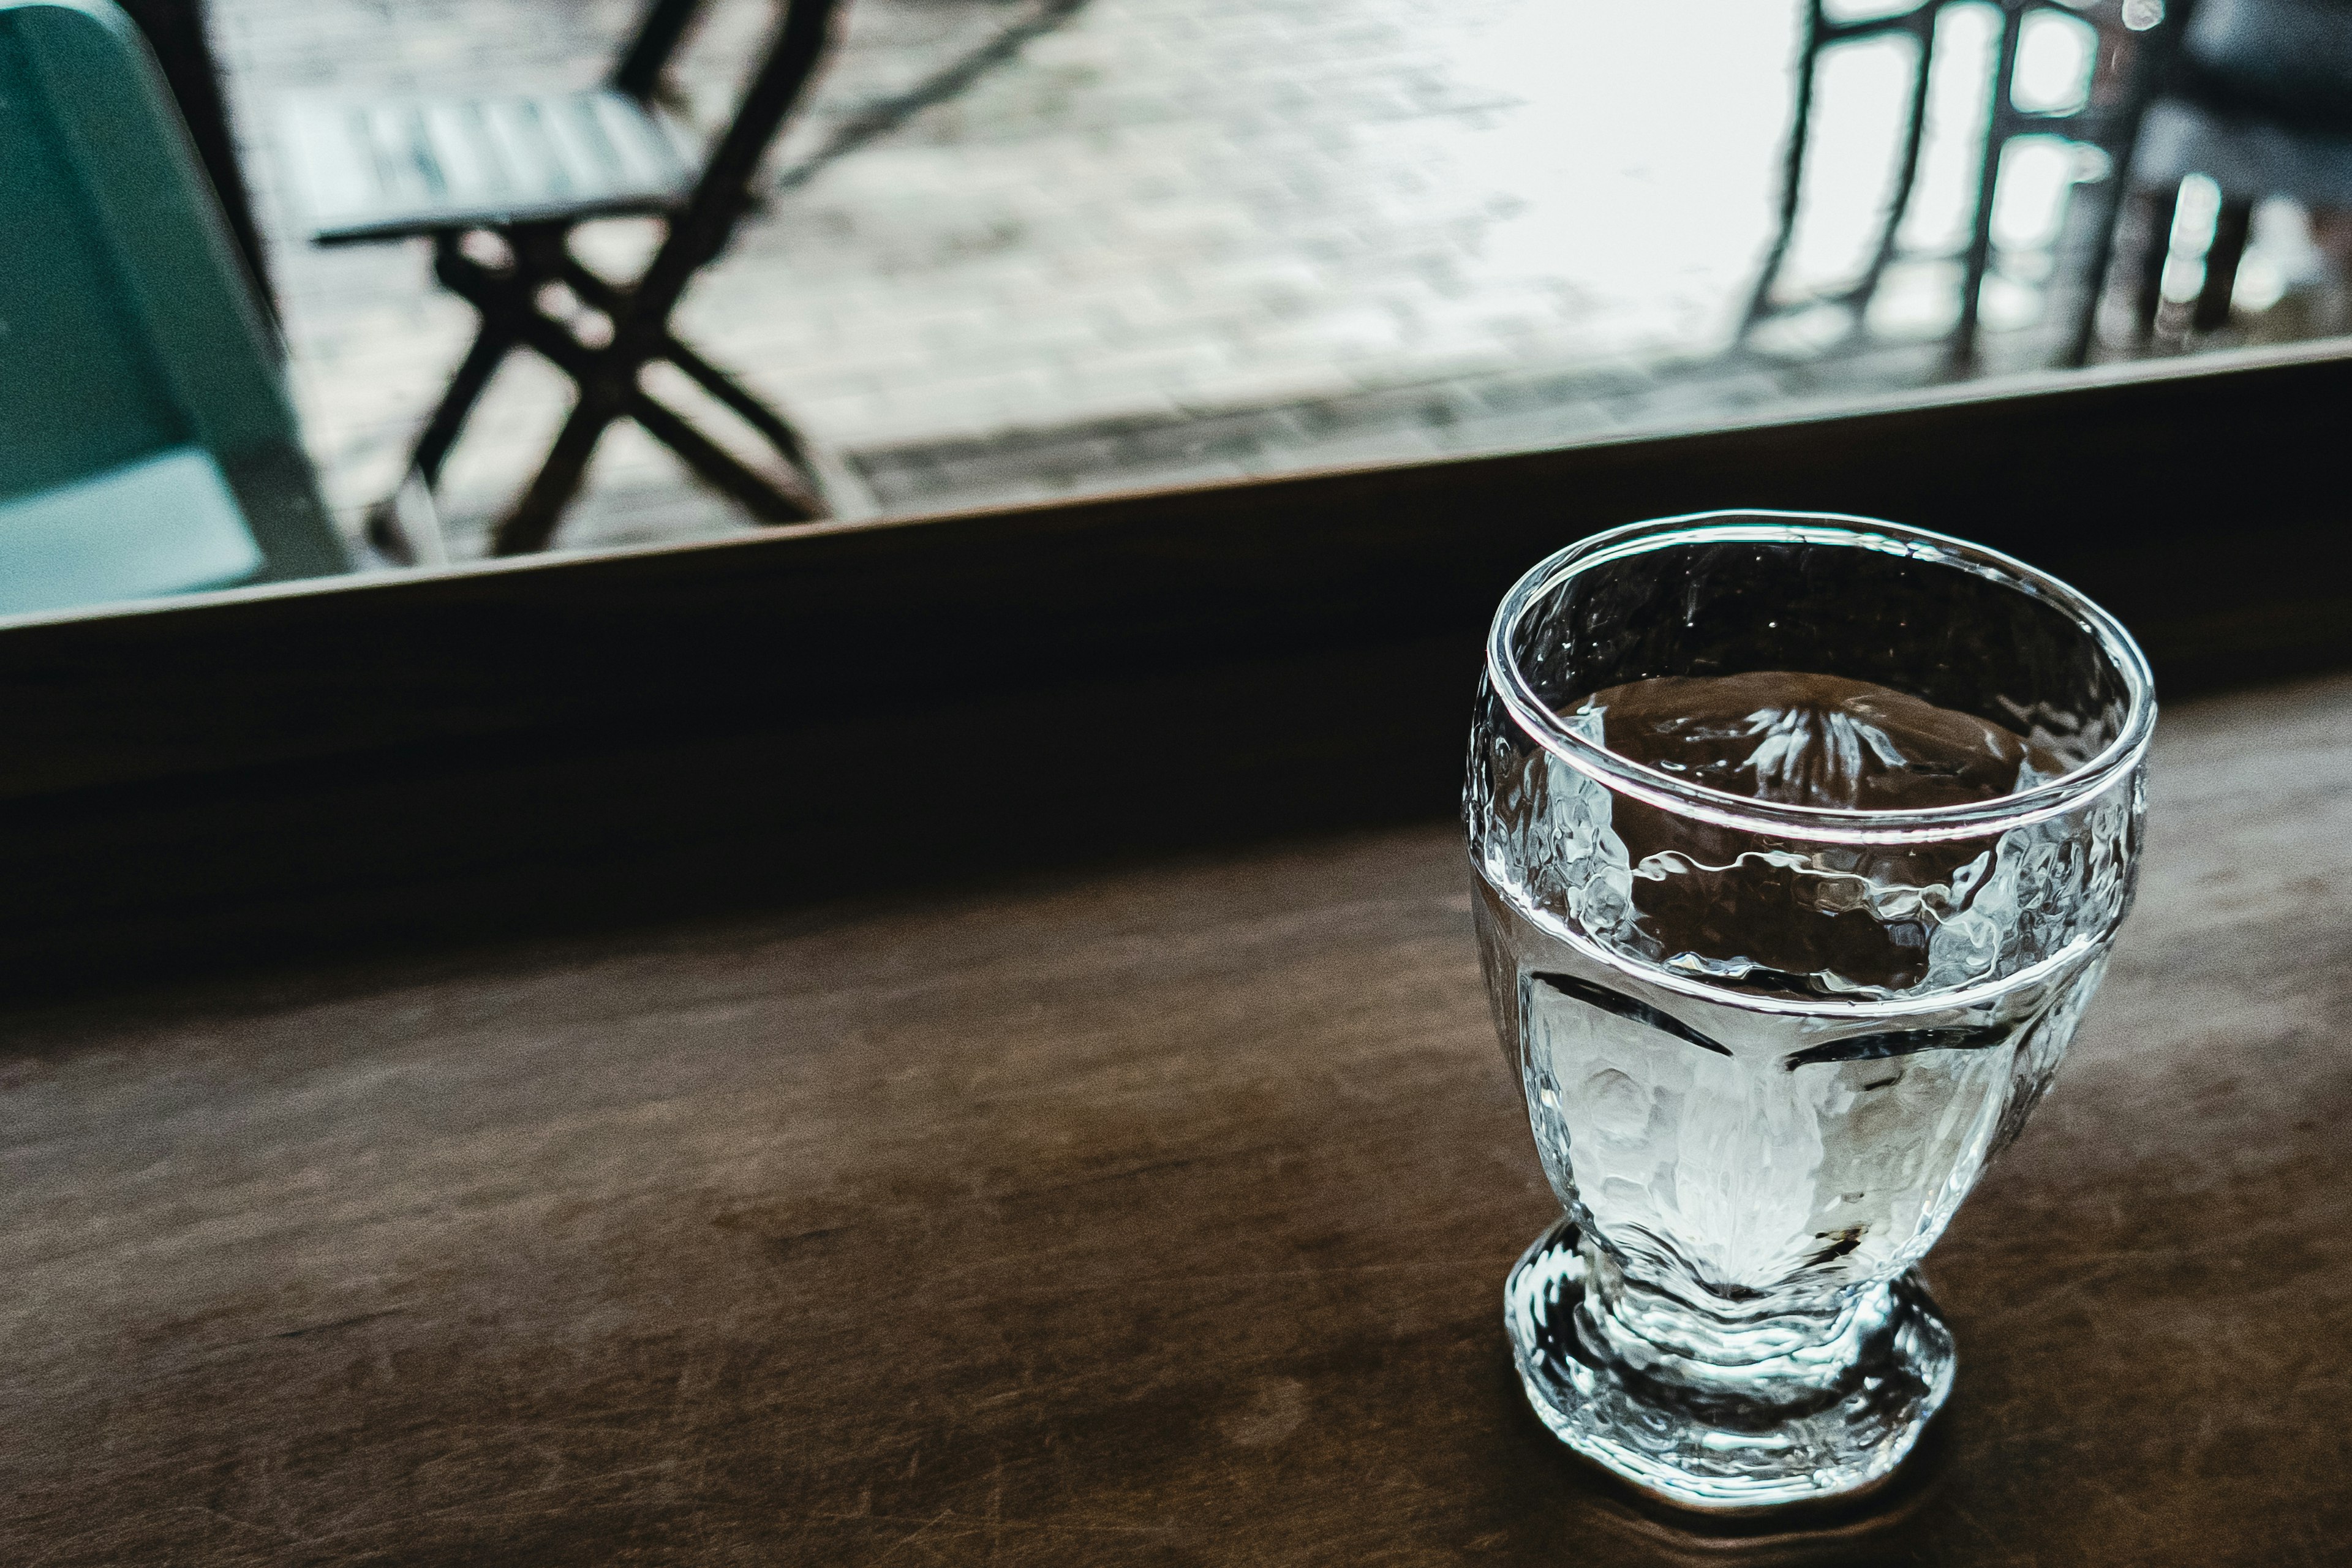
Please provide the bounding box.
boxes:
[3,672,2346,1566]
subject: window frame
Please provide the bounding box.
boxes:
[6,340,2348,996]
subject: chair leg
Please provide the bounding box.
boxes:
[661,335,816,476]
[552,252,829,505]
[413,320,517,488]
[1738,0,1823,347]
[2133,183,2179,344]
[382,470,451,568]
[2060,152,2132,368]
[1847,7,1939,332]
[491,394,623,556]
[630,385,824,522]
[1947,3,2026,372]
[484,350,825,554]
[2193,197,2253,333]
[363,316,515,565]
[464,213,837,552]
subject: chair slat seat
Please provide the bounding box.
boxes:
[284,88,699,243]
[274,0,854,560]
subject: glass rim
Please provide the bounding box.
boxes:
[1485,510,2158,846]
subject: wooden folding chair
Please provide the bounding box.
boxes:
[280,0,848,560]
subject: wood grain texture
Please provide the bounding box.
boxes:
[1,674,2348,1565]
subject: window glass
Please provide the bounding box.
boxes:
[7,0,2345,616]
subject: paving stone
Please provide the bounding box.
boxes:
[208,0,2313,555]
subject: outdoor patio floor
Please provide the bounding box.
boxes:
[212,0,2339,556]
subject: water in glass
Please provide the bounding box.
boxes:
[1466,518,2152,1511]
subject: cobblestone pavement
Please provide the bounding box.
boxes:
[206,0,2311,556]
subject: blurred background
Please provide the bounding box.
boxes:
[140,0,2352,553]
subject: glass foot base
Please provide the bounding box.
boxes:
[1504,1216,1954,1513]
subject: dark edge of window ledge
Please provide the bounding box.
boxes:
[4,341,2349,1006]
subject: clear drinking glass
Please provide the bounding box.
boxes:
[1464,512,2154,1510]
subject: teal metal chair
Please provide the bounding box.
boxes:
[0,0,347,619]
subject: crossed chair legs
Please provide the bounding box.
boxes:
[369,223,829,564]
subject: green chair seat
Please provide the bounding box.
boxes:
[0,448,263,616]
[0,0,348,618]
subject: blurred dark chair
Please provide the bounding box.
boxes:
[2111,0,2352,337]
[1743,0,2162,369]
[278,0,849,560]
[0,0,348,618]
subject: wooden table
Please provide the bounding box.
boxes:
[4,674,2346,1565]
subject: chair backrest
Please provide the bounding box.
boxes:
[611,0,708,102]
[0,0,346,617]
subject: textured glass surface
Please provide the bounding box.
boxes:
[1463,513,2152,1512]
